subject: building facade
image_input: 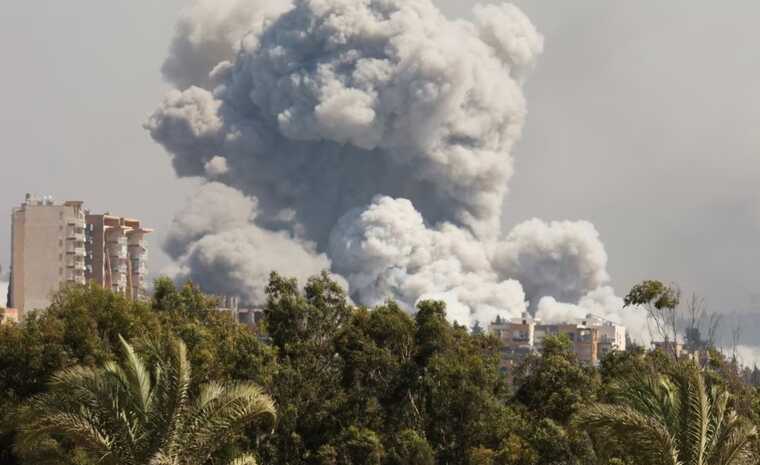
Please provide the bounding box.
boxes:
[534,322,600,365]
[9,195,152,315]
[489,313,627,381]
[490,313,537,382]
[85,214,152,300]
[10,195,87,314]
[1,308,19,325]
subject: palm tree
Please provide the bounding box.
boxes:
[576,363,756,465]
[16,335,275,465]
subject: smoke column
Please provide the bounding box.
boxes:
[148,0,649,340]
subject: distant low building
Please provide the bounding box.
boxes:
[213,295,240,315]
[1,308,19,325]
[489,313,628,381]
[237,308,265,329]
[211,294,265,330]
[535,321,600,366]
[582,314,627,358]
[490,313,537,382]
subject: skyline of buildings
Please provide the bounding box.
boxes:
[6,194,152,317]
[0,195,637,370]
[489,312,627,382]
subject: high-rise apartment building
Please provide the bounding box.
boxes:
[10,195,87,314]
[85,214,152,300]
[9,195,152,315]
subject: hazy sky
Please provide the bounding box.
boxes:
[1,1,758,315]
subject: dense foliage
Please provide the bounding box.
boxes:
[1,274,759,465]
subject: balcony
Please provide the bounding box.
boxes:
[65,269,85,283]
[131,264,148,275]
[66,244,87,257]
[66,224,85,239]
[110,264,128,274]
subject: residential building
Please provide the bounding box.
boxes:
[213,295,240,314]
[583,314,627,358]
[238,308,265,329]
[212,295,264,329]
[489,313,539,382]
[10,195,87,314]
[535,322,600,366]
[1,308,19,325]
[85,214,152,300]
[489,313,628,381]
[9,195,153,316]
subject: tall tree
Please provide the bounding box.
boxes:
[624,280,681,352]
[16,335,276,465]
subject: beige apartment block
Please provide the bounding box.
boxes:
[489,312,628,381]
[9,195,153,317]
[10,195,87,315]
[86,214,153,301]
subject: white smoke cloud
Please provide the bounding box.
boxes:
[536,286,651,344]
[329,195,528,326]
[148,0,638,330]
[165,182,331,304]
[472,3,544,83]
[162,0,292,89]
[147,0,535,245]
[204,156,229,177]
[735,345,760,369]
[492,219,610,310]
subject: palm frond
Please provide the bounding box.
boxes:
[577,403,682,465]
[578,362,756,465]
[18,406,117,463]
[117,335,154,415]
[709,420,756,465]
[16,335,272,465]
[145,337,191,460]
[182,381,276,463]
[685,368,710,465]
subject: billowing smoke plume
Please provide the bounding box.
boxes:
[491,219,610,310]
[164,182,333,303]
[149,0,647,340]
[328,195,528,327]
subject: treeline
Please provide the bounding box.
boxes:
[0,272,758,464]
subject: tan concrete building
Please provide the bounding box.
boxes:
[85,214,152,300]
[535,322,600,366]
[489,313,628,381]
[9,195,153,316]
[489,313,538,381]
[583,315,627,358]
[1,308,19,325]
[10,195,87,315]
